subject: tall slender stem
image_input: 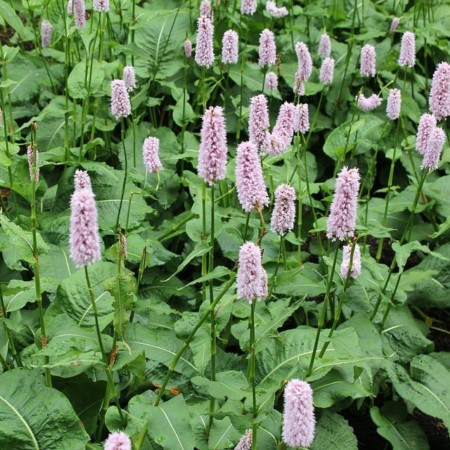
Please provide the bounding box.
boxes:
[249,299,257,450]
[115,119,128,232]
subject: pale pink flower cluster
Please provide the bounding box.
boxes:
[93,0,109,12]
[266,1,288,18]
[240,0,257,15]
[356,93,382,112]
[327,166,360,241]
[416,113,437,154]
[222,30,239,65]
[123,66,136,92]
[421,126,446,171]
[282,379,315,448]
[27,144,39,183]
[237,242,267,302]
[73,0,86,28]
[360,44,376,77]
[184,39,192,58]
[318,33,331,59]
[295,42,312,82]
[111,80,131,119]
[143,137,163,173]
[319,57,335,85]
[264,102,296,155]
[234,429,252,450]
[386,88,401,120]
[265,71,278,90]
[249,94,269,150]
[198,106,228,185]
[200,0,212,18]
[398,31,415,68]
[271,184,296,235]
[195,16,215,68]
[258,29,276,67]
[340,243,362,279]
[429,62,450,121]
[294,103,309,134]
[41,20,52,49]
[389,17,400,33]
[104,431,132,450]
[235,141,269,212]
[69,171,101,268]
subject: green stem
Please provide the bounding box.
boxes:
[154,275,236,406]
[268,236,284,300]
[249,299,258,450]
[115,119,128,232]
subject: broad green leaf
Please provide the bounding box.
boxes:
[67,59,104,99]
[208,417,240,450]
[273,264,326,298]
[371,402,429,450]
[310,411,357,450]
[0,3,30,40]
[0,369,89,449]
[192,371,248,401]
[39,244,76,282]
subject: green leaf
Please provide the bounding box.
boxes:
[208,417,241,450]
[192,371,248,401]
[310,411,357,450]
[67,59,105,99]
[0,2,30,40]
[273,264,326,298]
[146,395,195,450]
[0,368,89,449]
[371,402,429,450]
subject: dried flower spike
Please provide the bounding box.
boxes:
[389,17,400,33]
[195,16,215,68]
[318,33,331,59]
[235,141,269,212]
[143,137,163,173]
[123,66,136,92]
[271,184,296,236]
[421,126,445,171]
[69,173,101,269]
[319,57,335,85]
[240,0,257,15]
[429,62,450,121]
[111,80,131,119]
[258,29,276,67]
[198,106,228,185]
[234,429,252,450]
[104,431,132,450]
[340,243,362,279]
[282,379,315,448]
[360,44,376,77]
[27,144,39,183]
[386,88,401,120]
[398,31,415,68]
[326,166,360,241]
[41,20,52,49]
[249,94,269,150]
[416,113,437,155]
[237,242,266,302]
[222,30,239,65]
[184,39,192,58]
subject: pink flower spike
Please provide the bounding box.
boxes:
[360,44,376,77]
[143,137,163,173]
[222,30,239,65]
[198,106,228,185]
[340,243,362,279]
[282,379,316,448]
[184,39,192,58]
[295,42,312,82]
[270,102,296,153]
[67,0,73,15]
[265,71,278,91]
[356,93,382,112]
[240,0,257,15]
[294,103,309,134]
[70,178,101,269]
[195,16,215,68]
[416,113,437,155]
[104,431,132,450]
[41,20,52,49]
[111,80,131,120]
[93,0,109,12]
[249,94,269,150]
[237,242,266,302]
[319,57,335,85]
[266,1,288,18]
[74,169,92,191]
[27,144,39,183]
[258,29,276,67]
[429,62,450,121]
[398,31,415,68]
[123,66,136,92]
[386,88,401,120]
[200,0,212,18]
[234,429,252,450]
[271,184,296,236]
[318,33,331,59]
[326,166,360,241]
[421,126,446,171]
[235,141,269,212]
[73,0,86,28]
[389,17,400,34]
